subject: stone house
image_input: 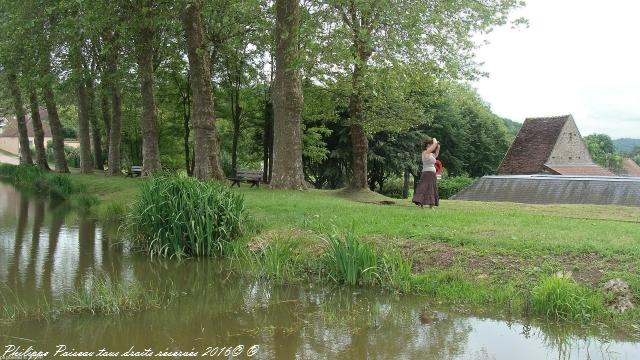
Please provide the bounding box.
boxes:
[497,115,614,176]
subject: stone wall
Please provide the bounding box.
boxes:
[547,118,593,165]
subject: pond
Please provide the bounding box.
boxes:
[1,183,639,359]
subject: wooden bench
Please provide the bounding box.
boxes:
[229,170,263,188]
[126,166,143,178]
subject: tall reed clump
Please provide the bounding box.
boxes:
[127,175,246,258]
[325,233,378,286]
[531,275,604,322]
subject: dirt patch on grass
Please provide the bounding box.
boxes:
[400,240,621,286]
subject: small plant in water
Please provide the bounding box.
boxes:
[531,275,603,322]
[258,238,298,282]
[325,232,378,286]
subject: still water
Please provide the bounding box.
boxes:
[1,183,639,359]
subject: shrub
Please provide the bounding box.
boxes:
[379,179,406,199]
[531,276,603,322]
[127,175,246,258]
[325,233,378,286]
[438,176,475,199]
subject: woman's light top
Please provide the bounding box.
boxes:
[422,151,436,172]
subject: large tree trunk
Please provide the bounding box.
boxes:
[100,89,111,156]
[40,51,69,173]
[104,32,122,176]
[348,42,372,189]
[86,77,104,170]
[263,97,273,183]
[182,90,192,176]
[28,90,50,170]
[271,0,305,189]
[7,72,33,165]
[181,0,225,180]
[135,26,161,175]
[230,81,241,174]
[70,43,93,174]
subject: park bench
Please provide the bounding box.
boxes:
[126,165,143,178]
[229,169,263,188]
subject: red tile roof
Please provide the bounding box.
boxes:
[0,109,52,138]
[622,158,640,177]
[497,116,570,174]
[544,164,615,176]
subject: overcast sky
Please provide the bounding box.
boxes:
[473,0,640,139]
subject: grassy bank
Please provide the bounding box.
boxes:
[2,164,639,328]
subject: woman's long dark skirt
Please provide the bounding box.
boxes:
[412,171,439,207]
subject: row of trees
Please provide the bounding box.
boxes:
[0,0,524,190]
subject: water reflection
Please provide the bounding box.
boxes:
[1,183,639,359]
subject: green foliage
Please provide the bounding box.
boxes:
[584,134,623,173]
[127,175,246,258]
[0,164,73,199]
[257,239,299,283]
[531,276,604,322]
[438,176,475,199]
[379,252,413,292]
[325,233,378,286]
[378,178,405,199]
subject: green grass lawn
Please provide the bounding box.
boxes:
[69,172,640,286]
[18,170,640,326]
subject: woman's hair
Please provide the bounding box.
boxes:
[422,136,434,151]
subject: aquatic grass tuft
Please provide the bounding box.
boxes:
[379,251,413,292]
[1,276,177,324]
[127,174,246,258]
[258,238,299,282]
[325,233,378,286]
[531,275,604,322]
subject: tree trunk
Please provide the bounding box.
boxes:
[28,90,50,170]
[402,169,410,199]
[100,90,111,157]
[40,52,69,173]
[181,0,225,180]
[105,32,122,176]
[263,97,273,183]
[182,92,191,176]
[271,0,305,189]
[86,77,104,170]
[71,43,93,174]
[230,83,241,174]
[349,62,369,189]
[135,26,161,175]
[7,72,33,165]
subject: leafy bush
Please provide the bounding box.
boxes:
[438,176,474,199]
[531,275,603,322]
[128,175,246,258]
[325,233,378,286]
[379,179,405,199]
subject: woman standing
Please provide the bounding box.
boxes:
[412,136,440,208]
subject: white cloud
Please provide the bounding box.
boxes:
[474,0,640,138]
